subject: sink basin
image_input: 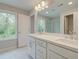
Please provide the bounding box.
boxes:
[56,39,78,46]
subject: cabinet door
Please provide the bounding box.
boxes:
[47,50,67,59]
[36,45,46,59]
[47,43,78,59]
[31,38,35,59]
[27,37,35,59]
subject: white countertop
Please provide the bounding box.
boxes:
[29,33,78,52]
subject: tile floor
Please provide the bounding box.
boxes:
[0,47,30,59]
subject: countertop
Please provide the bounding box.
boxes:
[28,33,78,53]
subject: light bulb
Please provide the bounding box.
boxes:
[68,2,72,5]
[42,1,45,4]
[41,1,45,7]
[35,6,38,10]
[38,4,41,8]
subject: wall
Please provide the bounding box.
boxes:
[0,40,17,52]
[73,11,78,36]
[0,3,30,51]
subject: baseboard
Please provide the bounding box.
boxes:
[0,46,17,53]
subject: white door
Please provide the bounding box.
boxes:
[47,50,67,59]
[18,13,30,47]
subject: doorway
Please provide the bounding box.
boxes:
[64,14,73,34]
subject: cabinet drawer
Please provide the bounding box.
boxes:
[47,43,78,59]
[47,50,66,59]
[36,45,46,59]
[28,37,35,47]
[36,39,46,48]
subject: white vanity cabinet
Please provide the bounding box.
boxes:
[27,37,35,59]
[36,45,46,59]
[47,43,78,59]
[28,35,78,59]
[36,40,47,59]
[47,49,66,59]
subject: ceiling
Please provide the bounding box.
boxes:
[39,0,78,18]
[0,0,78,16]
[0,0,42,11]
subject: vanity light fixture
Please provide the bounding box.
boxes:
[38,4,41,8]
[35,0,48,11]
[68,2,72,5]
[35,6,38,11]
[41,1,45,7]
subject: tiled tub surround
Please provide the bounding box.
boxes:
[27,33,78,59]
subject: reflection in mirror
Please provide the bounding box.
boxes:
[64,14,73,34]
[36,10,60,33]
[35,0,78,36]
[36,15,46,32]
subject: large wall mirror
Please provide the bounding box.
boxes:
[35,0,78,35]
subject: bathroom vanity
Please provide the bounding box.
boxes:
[27,33,78,59]
[28,0,78,59]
